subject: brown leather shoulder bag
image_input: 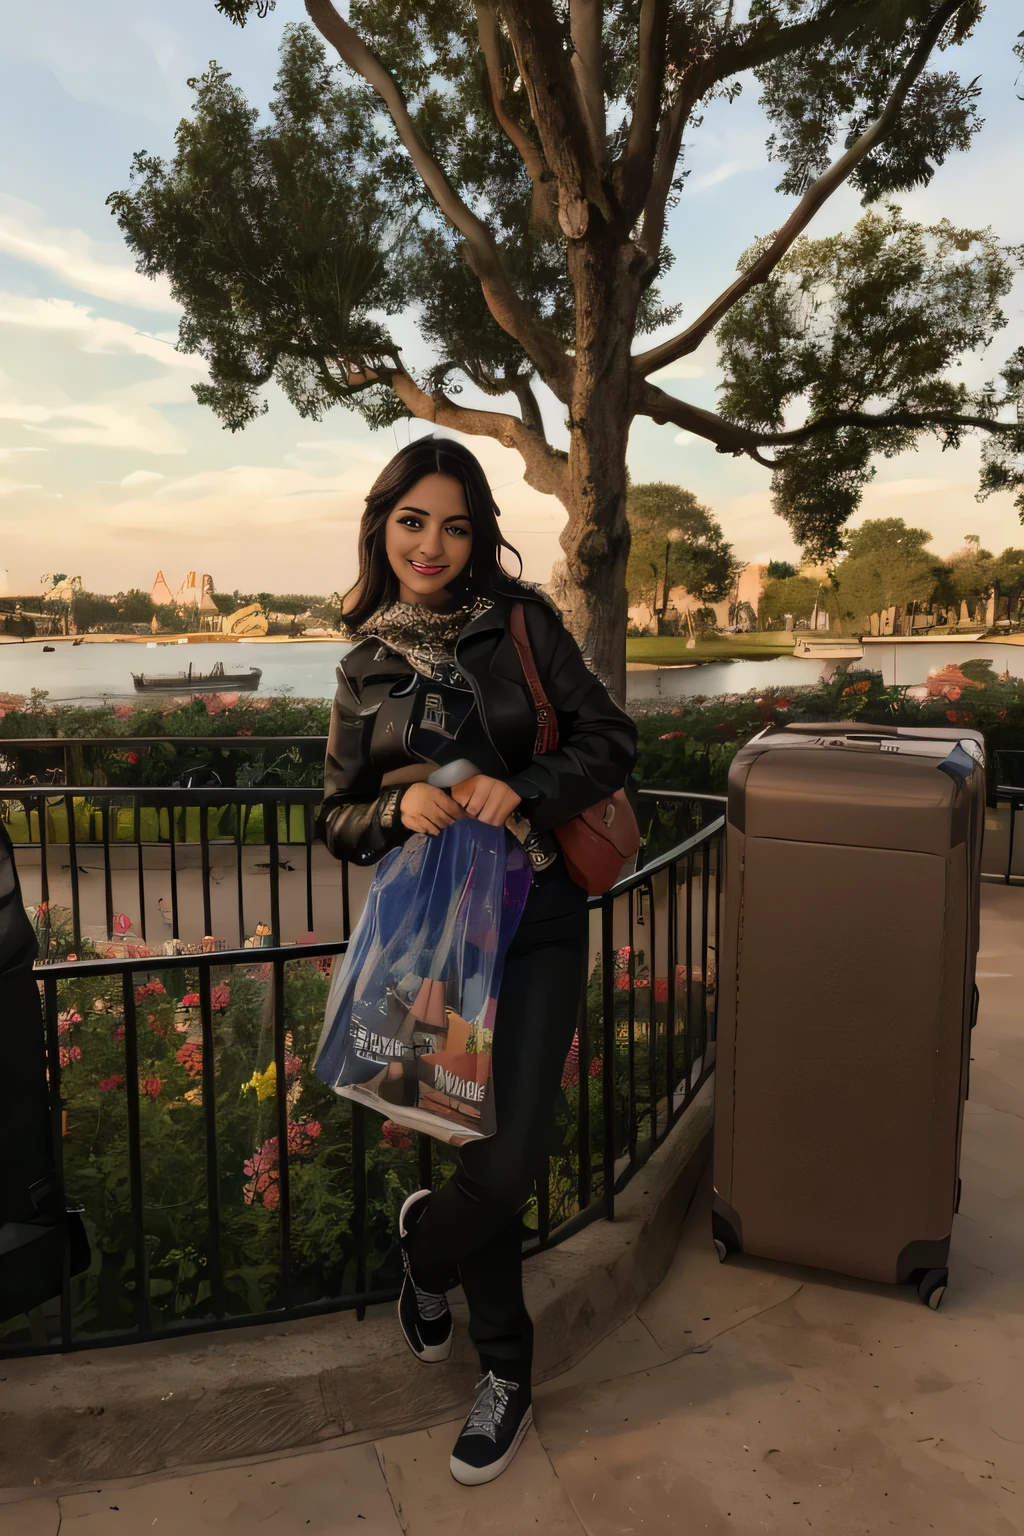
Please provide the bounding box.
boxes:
[508,603,640,896]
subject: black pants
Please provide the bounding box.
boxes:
[405,858,588,1382]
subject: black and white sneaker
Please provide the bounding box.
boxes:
[397,1189,453,1364]
[449,1371,533,1486]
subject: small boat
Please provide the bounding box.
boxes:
[792,638,864,661]
[131,659,262,693]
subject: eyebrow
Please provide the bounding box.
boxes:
[396,503,471,521]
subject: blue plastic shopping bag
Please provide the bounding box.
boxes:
[314,820,532,1145]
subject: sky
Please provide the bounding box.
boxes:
[0,0,1022,600]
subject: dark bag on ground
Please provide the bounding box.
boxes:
[713,722,984,1309]
[0,824,90,1326]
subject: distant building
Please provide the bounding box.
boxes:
[150,570,175,607]
[628,562,770,635]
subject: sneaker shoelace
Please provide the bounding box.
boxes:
[463,1372,516,1442]
[413,1281,449,1322]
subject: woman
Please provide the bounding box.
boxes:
[317,435,637,1485]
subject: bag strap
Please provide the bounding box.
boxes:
[509,603,559,755]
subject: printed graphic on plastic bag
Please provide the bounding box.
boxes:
[314,819,532,1145]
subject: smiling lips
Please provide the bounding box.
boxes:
[409,561,447,576]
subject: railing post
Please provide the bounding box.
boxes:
[601,893,616,1221]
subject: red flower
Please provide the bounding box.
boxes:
[98,1074,124,1092]
[380,1120,417,1151]
[284,1052,302,1079]
[997,709,1008,721]
[126,751,140,765]
[775,697,792,711]
[210,983,231,1011]
[57,1009,82,1035]
[181,992,200,1008]
[113,703,134,720]
[59,1045,82,1068]
[111,1024,125,1043]
[561,1033,580,1089]
[287,1119,322,1159]
[135,980,166,1002]
[176,1042,203,1080]
[140,1076,163,1099]
[589,1058,603,1078]
[658,730,687,741]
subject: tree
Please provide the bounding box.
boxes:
[107,1,1024,697]
[115,589,157,625]
[989,548,1024,622]
[766,561,797,581]
[758,575,820,629]
[625,482,735,620]
[940,534,994,618]
[832,517,941,629]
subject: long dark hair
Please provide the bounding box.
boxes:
[341,436,528,626]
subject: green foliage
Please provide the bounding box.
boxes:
[626,483,737,614]
[634,667,1024,799]
[717,208,1024,557]
[758,575,820,627]
[766,560,797,581]
[831,517,942,627]
[116,589,157,625]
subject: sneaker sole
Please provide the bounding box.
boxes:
[397,1192,453,1364]
[449,1404,534,1486]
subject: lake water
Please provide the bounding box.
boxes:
[2,636,1023,708]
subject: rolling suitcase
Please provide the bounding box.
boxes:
[713,722,984,1307]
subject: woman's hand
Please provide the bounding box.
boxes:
[399,782,465,836]
[451,774,522,827]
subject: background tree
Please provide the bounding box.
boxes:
[766,561,798,581]
[758,574,820,629]
[625,482,736,621]
[108,0,1024,696]
[939,533,994,620]
[989,548,1024,622]
[115,590,157,626]
[832,517,942,630]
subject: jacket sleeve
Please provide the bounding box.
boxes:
[503,602,638,836]
[315,666,415,865]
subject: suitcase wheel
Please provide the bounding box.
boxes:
[713,1238,728,1264]
[917,1268,948,1310]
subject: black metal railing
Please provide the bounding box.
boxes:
[3,786,350,954]
[2,788,723,1357]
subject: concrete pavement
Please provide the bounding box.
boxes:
[3,880,1021,1535]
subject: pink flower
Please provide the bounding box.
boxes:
[113,913,131,936]
[210,983,231,1011]
[98,1074,124,1092]
[113,703,134,720]
[659,730,687,741]
[284,1052,302,1079]
[261,1183,280,1211]
[287,1119,322,1160]
[126,751,140,766]
[589,1057,603,1078]
[59,1045,82,1068]
[140,1076,163,1099]
[111,1024,126,1043]
[181,992,200,1008]
[57,1009,82,1035]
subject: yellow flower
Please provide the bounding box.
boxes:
[245,1063,277,1101]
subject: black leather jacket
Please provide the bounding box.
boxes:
[316,592,638,865]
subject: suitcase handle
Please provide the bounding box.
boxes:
[780,722,899,738]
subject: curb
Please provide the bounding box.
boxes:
[0,1079,713,1490]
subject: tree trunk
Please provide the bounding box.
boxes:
[553,227,638,705]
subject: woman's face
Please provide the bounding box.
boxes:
[384,472,474,607]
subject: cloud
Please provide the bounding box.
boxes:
[0,396,187,455]
[0,476,44,497]
[0,444,46,462]
[120,469,166,487]
[687,160,742,194]
[0,293,201,371]
[0,197,177,313]
[865,476,962,498]
[651,359,706,381]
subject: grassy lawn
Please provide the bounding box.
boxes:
[626,633,796,665]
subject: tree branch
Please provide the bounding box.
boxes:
[637,380,773,463]
[636,71,704,260]
[499,0,613,237]
[757,406,1021,449]
[569,0,606,173]
[633,0,962,376]
[303,0,571,397]
[618,0,671,224]
[475,0,557,227]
